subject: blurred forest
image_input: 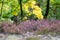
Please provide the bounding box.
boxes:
[0,0,60,22]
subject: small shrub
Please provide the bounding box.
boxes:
[1,20,60,34]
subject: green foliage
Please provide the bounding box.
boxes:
[0,0,60,22]
[39,0,60,20]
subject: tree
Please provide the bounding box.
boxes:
[18,0,23,20]
[44,0,50,19]
[0,0,4,16]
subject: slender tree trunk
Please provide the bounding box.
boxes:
[0,0,4,16]
[44,0,50,19]
[20,0,23,16]
[18,0,23,20]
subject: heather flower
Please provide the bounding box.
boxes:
[1,20,60,34]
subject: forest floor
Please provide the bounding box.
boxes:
[0,33,60,40]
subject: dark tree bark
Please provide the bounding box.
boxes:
[44,0,50,19]
[18,0,23,19]
[20,0,23,16]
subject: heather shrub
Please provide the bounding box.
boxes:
[0,20,60,34]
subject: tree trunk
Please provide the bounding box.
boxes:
[44,0,50,19]
[18,0,23,20]
[0,0,4,16]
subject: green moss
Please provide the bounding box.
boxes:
[27,37,39,40]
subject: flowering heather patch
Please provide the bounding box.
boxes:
[0,20,60,34]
